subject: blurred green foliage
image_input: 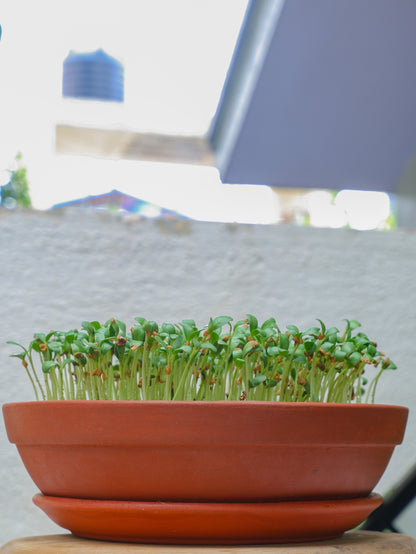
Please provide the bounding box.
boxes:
[1,153,32,209]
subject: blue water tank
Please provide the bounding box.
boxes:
[62,49,124,102]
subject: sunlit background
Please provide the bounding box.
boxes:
[0,1,392,228]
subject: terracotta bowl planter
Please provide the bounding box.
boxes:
[2,401,408,544]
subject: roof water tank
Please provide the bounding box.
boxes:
[62,49,124,102]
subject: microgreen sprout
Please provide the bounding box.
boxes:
[8,316,396,402]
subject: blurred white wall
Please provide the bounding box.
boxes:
[0,210,415,543]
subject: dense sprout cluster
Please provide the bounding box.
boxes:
[9,316,396,402]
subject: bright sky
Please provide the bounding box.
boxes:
[0,0,281,223]
[1,1,248,134]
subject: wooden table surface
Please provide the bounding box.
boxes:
[1,532,416,553]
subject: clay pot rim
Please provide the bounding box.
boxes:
[3,399,409,408]
[3,400,408,447]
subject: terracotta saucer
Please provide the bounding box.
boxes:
[33,493,382,545]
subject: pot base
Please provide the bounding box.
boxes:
[33,493,382,545]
